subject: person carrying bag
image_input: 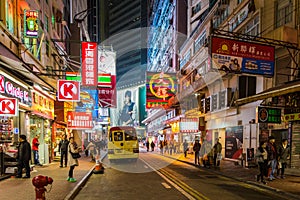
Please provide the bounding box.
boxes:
[67,137,82,182]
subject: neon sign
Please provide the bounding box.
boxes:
[24,10,39,38]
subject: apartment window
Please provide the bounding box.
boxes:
[180,50,191,69]
[192,2,202,17]
[238,76,256,99]
[241,15,259,36]
[46,40,50,57]
[45,15,49,32]
[237,0,243,4]
[6,0,14,34]
[275,2,293,28]
[194,32,206,53]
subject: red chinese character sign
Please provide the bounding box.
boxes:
[98,50,117,108]
[0,98,18,116]
[211,36,275,76]
[81,42,98,86]
[67,111,93,129]
[146,72,177,109]
[57,80,80,101]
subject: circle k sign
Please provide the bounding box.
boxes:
[57,80,80,101]
[0,98,18,116]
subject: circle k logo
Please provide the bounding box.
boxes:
[0,98,17,115]
[57,80,80,101]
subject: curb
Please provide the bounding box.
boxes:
[163,154,300,200]
[64,152,107,200]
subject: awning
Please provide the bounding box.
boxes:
[235,80,300,106]
[0,45,56,91]
[141,109,167,124]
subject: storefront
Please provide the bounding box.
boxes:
[0,69,32,175]
[29,87,55,164]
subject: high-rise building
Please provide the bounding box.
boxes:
[105,0,148,88]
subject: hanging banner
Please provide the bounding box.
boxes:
[67,111,93,129]
[98,50,116,107]
[211,36,275,76]
[146,72,177,109]
[81,42,98,86]
[24,10,39,38]
[31,89,55,119]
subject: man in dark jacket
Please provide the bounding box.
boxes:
[213,138,222,167]
[16,134,31,178]
[193,139,201,165]
[59,134,69,167]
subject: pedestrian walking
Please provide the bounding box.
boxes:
[255,141,268,184]
[59,134,69,167]
[193,138,201,165]
[32,134,42,166]
[200,138,212,168]
[146,140,150,152]
[183,139,189,158]
[86,141,96,162]
[151,141,155,152]
[277,139,290,179]
[213,138,222,167]
[16,134,31,178]
[266,136,277,181]
[159,140,164,155]
[67,137,82,183]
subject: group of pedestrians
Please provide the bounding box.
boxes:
[159,139,181,155]
[255,136,290,184]
[16,134,82,183]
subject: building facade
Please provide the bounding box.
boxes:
[176,0,300,168]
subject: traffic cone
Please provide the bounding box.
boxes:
[93,160,104,174]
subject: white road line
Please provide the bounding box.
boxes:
[140,157,196,200]
[162,182,171,189]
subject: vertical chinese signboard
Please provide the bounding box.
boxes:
[146,72,177,109]
[98,50,116,107]
[211,36,275,76]
[24,10,39,38]
[81,42,98,87]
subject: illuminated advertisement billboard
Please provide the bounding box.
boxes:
[146,72,177,109]
[24,10,39,38]
[74,88,98,119]
[211,36,275,76]
[98,50,117,107]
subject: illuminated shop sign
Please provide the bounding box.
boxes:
[24,10,39,38]
[257,106,281,124]
[67,111,93,129]
[81,42,98,86]
[31,90,54,120]
[0,75,31,105]
[211,36,275,76]
[146,72,177,109]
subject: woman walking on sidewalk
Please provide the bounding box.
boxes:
[255,141,268,184]
[67,137,82,183]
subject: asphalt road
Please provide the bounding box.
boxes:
[75,151,294,200]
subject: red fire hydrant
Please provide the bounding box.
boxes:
[32,175,53,200]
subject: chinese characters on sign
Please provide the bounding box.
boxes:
[257,106,281,124]
[97,50,117,108]
[211,36,275,76]
[24,10,39,38]
[81,42,98,86]
[67,111,93,129]
[146,72,177,109]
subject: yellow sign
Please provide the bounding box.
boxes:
[284,113,300,122]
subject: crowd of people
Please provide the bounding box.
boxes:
[255,136,290,184]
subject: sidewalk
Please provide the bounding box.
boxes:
[159,151,300,199]
[0,150,106,200]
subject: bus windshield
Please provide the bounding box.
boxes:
[125,130,137,141]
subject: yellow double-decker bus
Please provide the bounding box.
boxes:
[107,126,139,162]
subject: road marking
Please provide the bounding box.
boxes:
[161,182,171,189]
[140,157,209,200]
